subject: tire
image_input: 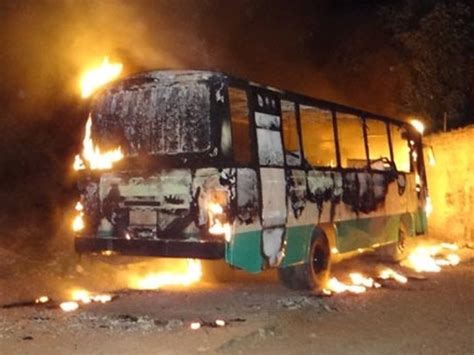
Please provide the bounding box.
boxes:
[376,223,407,263]
[278,230,331,291]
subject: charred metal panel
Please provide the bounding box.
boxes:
[342,172,391,214]
[288,169,306,218]
[236,168,259,224]
[262,227,285,267]
[92,74,212,156]
[307,170,343,219]
[260,168,287,227]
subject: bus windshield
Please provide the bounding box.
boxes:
[91,80,212,156]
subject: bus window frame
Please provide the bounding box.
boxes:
[388,122,413,173]
[364,117,393,172]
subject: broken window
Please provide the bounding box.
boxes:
[93,81,211,156]
[229,88,252,164]
[390,124,411,172]
[337,113,367,169]
[281,100,302,166]
[255,111,284,166]
[366,119,391,170]
[300,106,337,167]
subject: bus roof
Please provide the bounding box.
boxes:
[105,69,407,127]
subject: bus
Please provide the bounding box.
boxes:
[73,70,429,291]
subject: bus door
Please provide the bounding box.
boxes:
[252,88,287,267]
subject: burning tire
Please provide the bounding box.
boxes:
[376,223,407,262]
[278,230,331,291]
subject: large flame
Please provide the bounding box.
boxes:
[73,115,124,171]
[128,259,202,290]
[80,57,123,98]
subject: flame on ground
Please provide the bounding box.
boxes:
[379,268,408,284]
[60,301,79,312]
[80,57,123,98]
[349,273,381,288]
[323,277,367,294]
[128,259,202,290]
[73,115,124,171]
[403,244,460,273]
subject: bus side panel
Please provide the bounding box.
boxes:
[225,229,263,273]
[281,224,314,267]
[335,214,402,253]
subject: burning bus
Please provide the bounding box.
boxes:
[72,69,429,291]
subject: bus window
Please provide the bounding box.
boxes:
[337,113,367,169]
[229,88,252,164]
[390,124,411,172]
[255,111,284,166]
[300,105,337,167]
[366,119,391,170]
[281,100,301,166]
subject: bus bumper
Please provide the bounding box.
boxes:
[75,237,225,260]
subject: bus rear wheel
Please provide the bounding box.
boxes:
[278,231,330,291]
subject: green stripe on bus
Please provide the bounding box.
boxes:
[225,229,263,273]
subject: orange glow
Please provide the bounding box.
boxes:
[379,268,408,283]
[404,246,441,272]
[72,201,85,232]
[80,57,123,98]
[73,115,124,171]
[128,259,202,290]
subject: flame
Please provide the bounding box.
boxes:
[324,277,367,294]
[80,57,123,98]
[128,259,202,290]
[60,301,79,312]
[410,119,425,135]
[73,115,124,171]
[208,202,232,242]
[72,201,85,232]
[405,246,442,272]
[349,273,381,288]
[379,268,408,283]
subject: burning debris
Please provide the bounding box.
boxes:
[321,242,462,296]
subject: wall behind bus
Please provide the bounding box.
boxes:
[425,126,474,243]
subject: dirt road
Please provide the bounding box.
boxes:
[1,249,473,355]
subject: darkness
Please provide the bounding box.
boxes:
[0,0,472,253]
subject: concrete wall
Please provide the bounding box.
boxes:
[425,126,474,242]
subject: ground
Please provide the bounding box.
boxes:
[0,243,473,355]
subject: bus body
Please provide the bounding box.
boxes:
[74,70,428,289]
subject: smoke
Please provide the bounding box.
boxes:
[0,0,401,255]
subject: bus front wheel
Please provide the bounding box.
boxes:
[278,231,330,291]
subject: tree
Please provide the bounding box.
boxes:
[379,0,473,130]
